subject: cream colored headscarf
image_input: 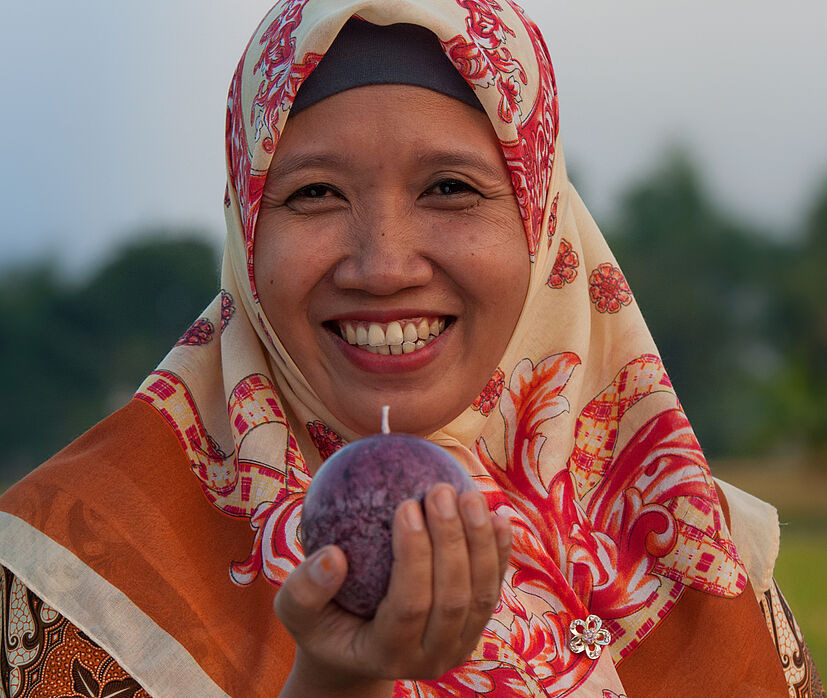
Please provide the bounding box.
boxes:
[136,0,746,693]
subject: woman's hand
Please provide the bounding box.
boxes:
[274,484,512,697]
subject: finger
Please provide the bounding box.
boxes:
[421,484,472,656]
[492,512,512,580]
[373,498,433,652]
[274,545,347,637]
[457,489,504,645]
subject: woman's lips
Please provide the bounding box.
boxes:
[327,316,453,373]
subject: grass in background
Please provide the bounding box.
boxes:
[774,529,827,666]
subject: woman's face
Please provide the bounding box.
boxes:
[254,84,529,436]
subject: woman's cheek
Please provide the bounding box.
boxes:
[445,205,529,287]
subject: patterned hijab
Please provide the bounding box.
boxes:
[136,0,746,693]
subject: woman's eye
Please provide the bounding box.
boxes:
[288,184,335,201]
[283,183,347,212]
[429,179,476,196]
[420,178,481,210]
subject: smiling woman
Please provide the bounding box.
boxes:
[0,1,822,697]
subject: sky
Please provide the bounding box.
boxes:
[1,0,825,274]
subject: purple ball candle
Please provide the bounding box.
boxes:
[301,412,475,618]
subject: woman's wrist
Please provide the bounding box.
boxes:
[280,649,395,698]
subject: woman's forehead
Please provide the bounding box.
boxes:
[269,85,507,175]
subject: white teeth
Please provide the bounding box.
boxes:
[368,323,385,347]
[356,325,368,346]
[403,322,419,343]
[385,321,404,346]
[345,324,357,345]
[338,317,449,355]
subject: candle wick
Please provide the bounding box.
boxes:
[381,405,390,434]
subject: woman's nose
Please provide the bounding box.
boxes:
[332,214,434,295]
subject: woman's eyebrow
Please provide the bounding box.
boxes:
[268,152,350,180]
[268,149,504,181]
[416,150,505,181]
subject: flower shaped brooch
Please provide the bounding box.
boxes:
[569,615,612,659]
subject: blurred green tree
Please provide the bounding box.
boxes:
[605,149,786,457]
[0,233,219,479]
[765,177,827,456]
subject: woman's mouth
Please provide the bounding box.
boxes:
[328,317,451,355]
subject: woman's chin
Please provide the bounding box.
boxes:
[333,393,464,437]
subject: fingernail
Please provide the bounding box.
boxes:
[308,549,337,586]
[403,500,425,531]
[435,486,457,519]
[464,493,488,527]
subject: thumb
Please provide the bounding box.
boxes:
[274,545,348,631]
